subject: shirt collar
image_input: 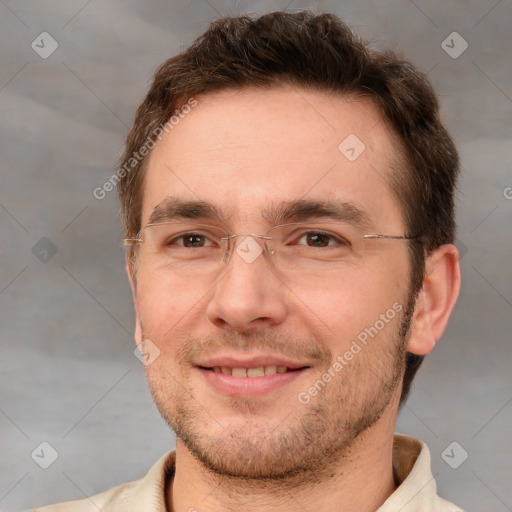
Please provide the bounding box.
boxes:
[124,434,449,512]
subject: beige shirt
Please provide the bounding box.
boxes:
[30,434,463,512]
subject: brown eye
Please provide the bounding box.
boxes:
[306,233,330,247]
[182,234,206,247]
[296,231,349,248]
[168,232,214,248]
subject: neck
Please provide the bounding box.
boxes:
[167,411,398,512]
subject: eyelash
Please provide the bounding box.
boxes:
[295,231,349,247]
[168,230,350,248]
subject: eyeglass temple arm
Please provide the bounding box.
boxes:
[123,237,143,245]
[362,234,418,240]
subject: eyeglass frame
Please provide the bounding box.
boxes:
[123,221,420,266]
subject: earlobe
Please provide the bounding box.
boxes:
[407,244,461,356]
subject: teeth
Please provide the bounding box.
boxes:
[247,367,265,377]
[231,367,247,377]
[210,366,290,377]
[264,365,277,375]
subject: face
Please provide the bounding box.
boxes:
[130,86,415,479]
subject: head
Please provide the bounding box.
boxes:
[118,12,460,479]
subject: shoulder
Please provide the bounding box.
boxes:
[27,479,141,512]
[26,481,128,511]
[27,451,176,512]
[379,434,465,512]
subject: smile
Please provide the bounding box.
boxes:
[197,364,309,397]
[203,365,293,377]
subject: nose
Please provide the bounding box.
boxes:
[206,234,288,333]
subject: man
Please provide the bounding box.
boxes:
[34,11,462,512]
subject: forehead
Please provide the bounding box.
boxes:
[142,86,404,229]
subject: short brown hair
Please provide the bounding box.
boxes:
[117,11,460,404]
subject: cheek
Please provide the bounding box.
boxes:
[135,273,202,340]
[296,264,406,347]
[138,266,206,304]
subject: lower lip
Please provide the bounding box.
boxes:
[198,368,308,397]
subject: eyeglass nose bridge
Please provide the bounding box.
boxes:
[221,232,275,264]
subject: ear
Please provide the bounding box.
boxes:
[407,244,461,355]
[125,253,143,346]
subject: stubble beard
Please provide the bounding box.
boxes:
[145,299,413,484]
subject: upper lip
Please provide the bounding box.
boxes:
[195,353,311,370]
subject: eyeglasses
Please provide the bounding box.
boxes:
[124,221,417,278]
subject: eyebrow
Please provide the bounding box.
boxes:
[264,198,373,228]
[148,197,225,225]
[147,196,373,230]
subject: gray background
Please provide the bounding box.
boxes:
[1,1,511,511]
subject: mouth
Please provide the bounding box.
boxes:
[195,357,311,397]
[199,365,305,377]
